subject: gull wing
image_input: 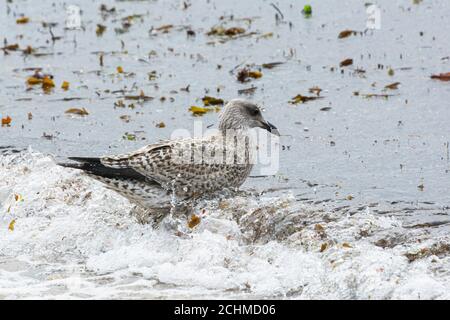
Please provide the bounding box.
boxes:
[100,138,251,195]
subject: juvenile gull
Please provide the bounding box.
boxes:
[59,99,279,223]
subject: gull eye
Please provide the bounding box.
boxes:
[251,108,260,116]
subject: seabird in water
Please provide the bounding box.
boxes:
[59,99,279,224]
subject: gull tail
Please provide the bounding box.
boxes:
[59,157,169,212]
[59,157,147,182]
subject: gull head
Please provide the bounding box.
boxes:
[218,99,279,136]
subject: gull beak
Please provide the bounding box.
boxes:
[263,121,280,136]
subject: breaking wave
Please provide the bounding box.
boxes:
[1,149,450,299]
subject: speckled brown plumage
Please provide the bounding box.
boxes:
[59,99,279,223]
[101,134,254,199]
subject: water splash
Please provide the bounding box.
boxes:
[1,150,450,299]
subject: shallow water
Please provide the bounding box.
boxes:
[1,0,450,299]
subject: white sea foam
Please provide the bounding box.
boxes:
[1,150,449,299]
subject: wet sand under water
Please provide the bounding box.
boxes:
[1,0,450,298]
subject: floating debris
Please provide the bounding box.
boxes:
[261,62,284,69]
[123,132,137,141]
[302,4,312,17]
[65,108,89,116]
[189,105,219,116]
[237,68,263,82]
[148,70,158,81]
[384,82,401,90]
[360,93,396,99]
[156,24,173,32]
[27,76,42,85]
[53,97,86,102]
[258,32,274,40]
[42,132,54,140]
[1,44,20,52]
[405,243,450,262]
[338,30,358,39]
[156,122,166,128]
[16,17,30,24]
[26,71,55,93]
[188,214,201,228]
[119,115,131,123]
[202,96,224,106]
[189,106,209,115]
[42,77,55,93]
[353,68,367,75]
[61,81,70,90]
[23,46,34,55]
[431,72,450,81]
[207,26,245,37]
[314,224,326,236]
[180,85,190,92]
[114,100,125,108]
[238,86,258,95]
[270,3,284,21]
[340,58,353,67]
[123,91,153,102]
[99,4,116,14]
[96,24,107,36]
[289,94,323,104]
[1,116,12,127]
[309,86,322,96]
[8,220,16,231]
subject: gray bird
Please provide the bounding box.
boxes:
[59,99,279,224]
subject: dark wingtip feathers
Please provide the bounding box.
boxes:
[68,157,102,164]
[58,157,147,182]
